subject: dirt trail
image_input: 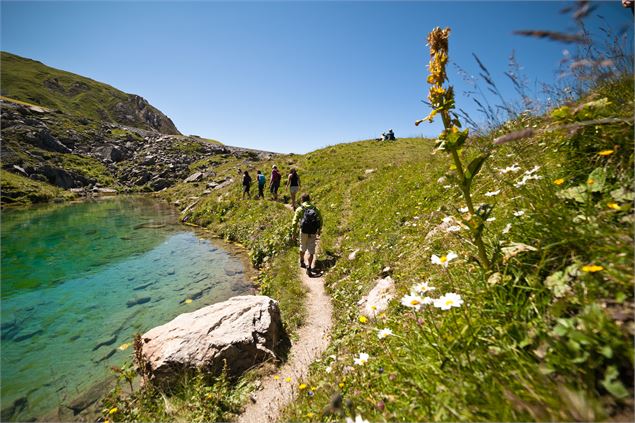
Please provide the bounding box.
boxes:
[237,223,333,423]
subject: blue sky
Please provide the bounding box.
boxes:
[1,1,632,153]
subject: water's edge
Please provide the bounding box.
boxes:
[1,195,258,422]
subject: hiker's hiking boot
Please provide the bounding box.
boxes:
[306,267,312,277]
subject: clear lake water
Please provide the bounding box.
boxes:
[0,196,252,421]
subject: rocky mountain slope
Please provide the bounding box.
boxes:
[1,52,180,134]
[0,53,277,207]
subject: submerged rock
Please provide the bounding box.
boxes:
[126,296,151,307]
[139,295,288,386]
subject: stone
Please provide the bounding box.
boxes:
[348,249,360,261]
[126,296,151,307]
[94,187,117,196]
[358,276,396,318]
[99,145,126,162]
[23,127,71,153]
[184,172,204,183]
[139,295,288,385]
[149,178,171,191]
[12,165,28,176]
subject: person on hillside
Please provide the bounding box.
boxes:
[270,165,282,200]
[292,193,322,277]
[242,170,252,199]
[286,168,301,209]
[256,170,266,199]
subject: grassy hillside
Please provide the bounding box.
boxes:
[0,51,180,134]
[103,75,633,423]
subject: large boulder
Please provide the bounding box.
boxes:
[139,296,288,386]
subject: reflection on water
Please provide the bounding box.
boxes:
[1,197,252,421]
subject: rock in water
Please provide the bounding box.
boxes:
[139,295,288,386]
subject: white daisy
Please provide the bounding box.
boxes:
[353,352,369,366]
[412,281,435,294]
[400,293,424,310]
[433,292,464,310]
[377,328,393,339]
[484,190,501,197]
[431,252,458,267]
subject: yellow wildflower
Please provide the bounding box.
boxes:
[587,178,594,185]
[607,202,621,210]
[358,316,368,324]
[597,149,614,156]
[109,407,118,415]
[299,383,307,390]
[307,412,315,418]
[205,393,213,399]
[338,382,345,388]
[273,375,280,380]
[284,377,292,383]
[553,178,565,185]
[582,264,604,273]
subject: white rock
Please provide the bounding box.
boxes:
[139,296,287,386]
[348,249,360,261]
[359,276,396,318]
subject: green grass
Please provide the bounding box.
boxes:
[105,78,633,422]
[0,169,74,206]
[280,78,634,422]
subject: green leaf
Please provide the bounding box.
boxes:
[465,153,490,181]
[551,106,571,120]
[587,168,606,193]
[610,187,634,202]
[557,185,587,203]
[600,345,613,359]
[601,366,629,399]
[444,129,469,150]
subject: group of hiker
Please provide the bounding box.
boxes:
[241,165,302,207]
[240,165,322,276]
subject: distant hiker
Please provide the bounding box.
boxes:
[242,171,252,199]
[286,168,301,209]
[256,170,266,199]
[270,165,282,200]
[381,129,395,141]
[292,193,322,277]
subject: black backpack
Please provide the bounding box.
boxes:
[300,207,320,234]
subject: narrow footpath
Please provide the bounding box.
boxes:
[237,241,333,423]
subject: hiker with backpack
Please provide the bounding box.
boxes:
[270,165,282,200]
[256,170,266,199]
[286,168,301,209]
[242,170,252,199]
[292,193,322,277]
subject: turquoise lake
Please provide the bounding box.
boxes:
[0,196,253,421]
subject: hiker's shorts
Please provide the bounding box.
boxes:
[290,185,299,195]
[300,233,317,255]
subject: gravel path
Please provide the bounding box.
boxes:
[237,242,333,423]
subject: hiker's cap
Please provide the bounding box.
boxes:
[272,165,277,169]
